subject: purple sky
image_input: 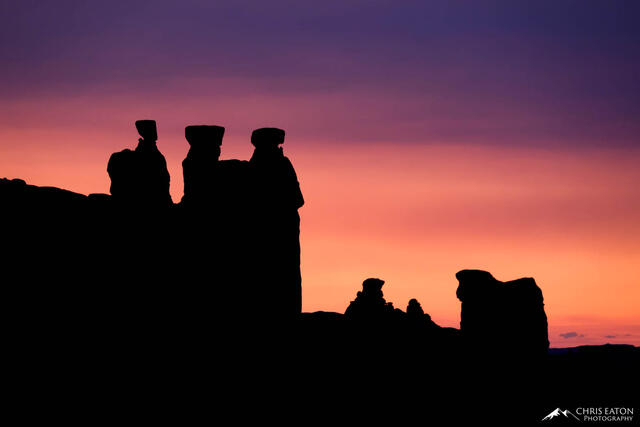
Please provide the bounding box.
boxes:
[1,0,639,146]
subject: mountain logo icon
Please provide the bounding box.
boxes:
[542,408,581,421]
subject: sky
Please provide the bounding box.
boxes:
[1,0,639,347]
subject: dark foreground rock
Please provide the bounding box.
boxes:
[1,177,637,424]
[456,269,549,357]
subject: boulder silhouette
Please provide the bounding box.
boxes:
[406,298,439,328]
[455,269,549,356]
[107,120,172,208]
[407,298,426,319]
[406,297,462,351]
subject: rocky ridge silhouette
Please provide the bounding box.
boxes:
[2,120,637,423]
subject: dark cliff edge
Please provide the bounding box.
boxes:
[2,174,637,422]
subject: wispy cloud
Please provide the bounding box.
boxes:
[560,332,585,339]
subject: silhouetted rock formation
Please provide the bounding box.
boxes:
[406,298,427,320]
[456,269,549,356]
[4,123,554,360]
[344,278,403,323]
[406,298,436,328]
[4,116,640,426]
[107,120,172,207]
[3,148,638,423]
[248,128,304,320]
[178,124,254,323]
[181,125,225,207]
[10,118,636,425]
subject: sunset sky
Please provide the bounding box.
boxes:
[1,1,639,347]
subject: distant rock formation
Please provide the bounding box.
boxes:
[344,278,403,323]
[0,175,549,363]
[407,298,427,320]
[181,125,225,207]
[248,128,304,319]
[3,121,555,363]
[107,120,172,208]
[297,279,459,361]
[406,298,439,330]
[456,269,549,356]
[178,124,249,319]
[3,123,637,423]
